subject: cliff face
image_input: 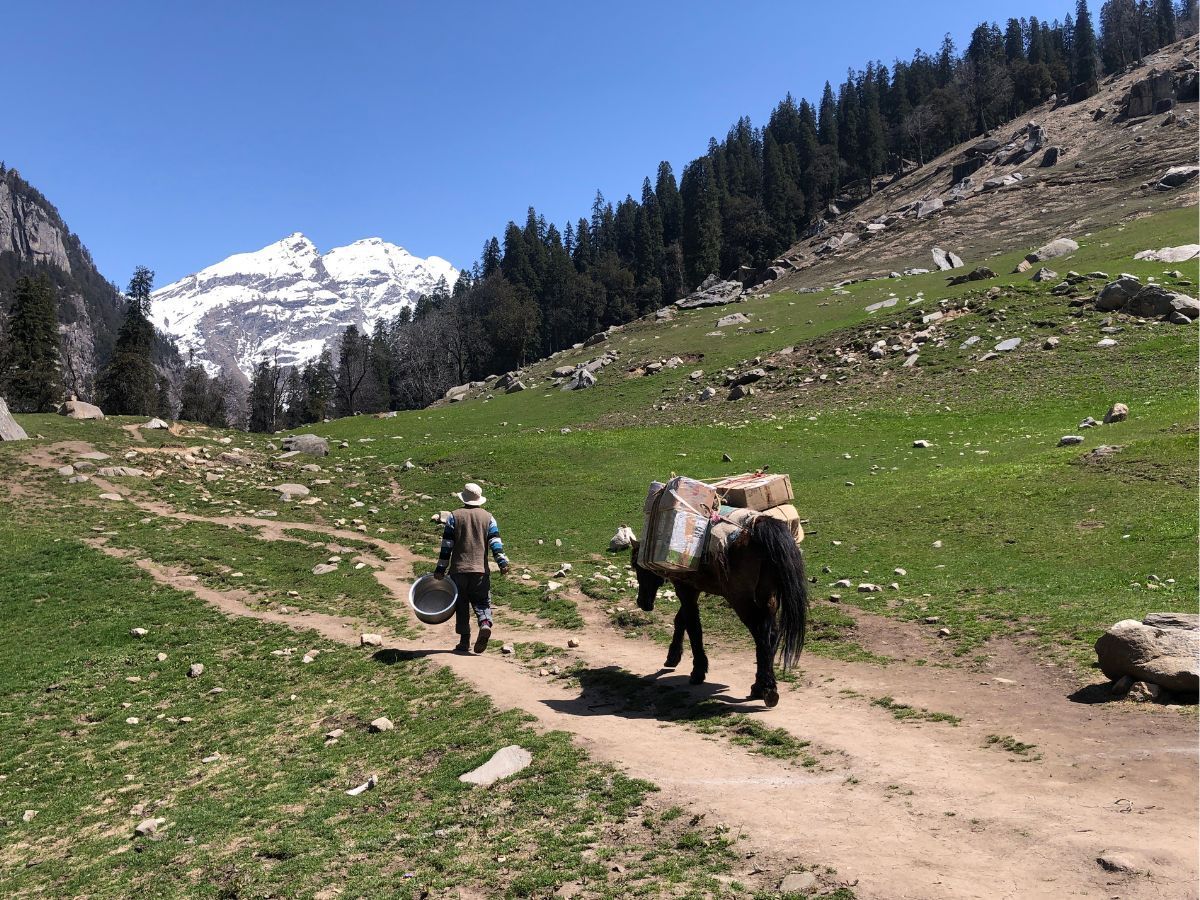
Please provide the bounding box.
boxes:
[0,167,178,399]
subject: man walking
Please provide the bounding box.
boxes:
[433,482,510,653]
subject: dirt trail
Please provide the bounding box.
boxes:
[25,445,1200,899]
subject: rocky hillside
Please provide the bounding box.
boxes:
[758,37,1199,292]
[151,233,458,379]
[0,167,183,399]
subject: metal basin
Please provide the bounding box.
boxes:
[408,574,458,625]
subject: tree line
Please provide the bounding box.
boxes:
[3,2,1194,427]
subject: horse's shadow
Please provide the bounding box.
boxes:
[544,664,768,723]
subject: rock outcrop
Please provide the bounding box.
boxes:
[675,275,744,309]
[0,397,29,441]
[1095,614,1199,693]
[58,399,104,420]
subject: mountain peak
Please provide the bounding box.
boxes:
[151,236,457,378]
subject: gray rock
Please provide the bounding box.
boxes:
[504,380,527,394]
[676,275,744,309]
[1132,244,1200,263]
[583,332,607,347]
[551,366,576,378]
[134,818,161,837]
[732,368,767,386]
[960,335,981,349]
[187,663,205,678]
[281,434,328,457]
[717,312,751,328]
[1094,618,1199,692]
[459,745,532,786]
[1079,416,1098,429]
[1169,293,1199,320]
[1126,680,1162,702]
[779,872,818,893]
[98,466,146,478]
[58,399,104,420]
[360,633,384,647]
[1144,612,1198,630]
[1030,267,1058,282]
[312,563,338,575]
[994,338,1022,352]
[1096,852,1147,874]
[0,397,28,441]
[1125,285,1193,318]
[1043,336,1060,350]
[698,387,717,401]
[1094,276,1142,311]
[369,717,395,732]
[142,418,170,430]
[1040,146,1060,167]
[560,369,597,391]
[727,384,755,401]
[915,198,943,219]
[1057,435,1084,446]
[1025,238,1079,263]
[913,440,931,448]
[1103,403,1129,424]
[931,247,965,271]
[1155,165,1199,190]
[1169,310,1195,325]
[272,483,310,500]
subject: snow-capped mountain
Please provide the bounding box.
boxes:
[151,233,457,378]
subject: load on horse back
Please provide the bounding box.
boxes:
[631,474,808,708]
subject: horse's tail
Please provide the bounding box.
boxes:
[749,517,808,671]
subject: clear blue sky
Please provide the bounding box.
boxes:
[7,0,1075,286]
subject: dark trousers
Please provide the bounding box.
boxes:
[451,572,492,638]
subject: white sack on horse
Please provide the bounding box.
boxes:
[609,524,637,551]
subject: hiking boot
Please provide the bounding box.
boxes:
[453,639,471,654]
[473,620,492,654]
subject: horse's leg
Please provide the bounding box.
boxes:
[664,598,686,669]
[752,581,782,707]
[677,587,708,684]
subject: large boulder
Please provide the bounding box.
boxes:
[931,247,964,271]
[1094,275,1142,311]
[1025,238,1079,264]
[1133,245,1200,263]
[1155,165,1199,191]
[58,399,104,420]
[0,397,28,441]
[280,434,328,457]
[1125,285,1197,319]
[675,275,745,309]
[560,369,597,391]
[443,384,471,403]
[1123,70,1177,118]
[915,198,943,219]
[1095,616,1199,693]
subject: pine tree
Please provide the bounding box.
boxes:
[2,274,63,412]
[247,356,284,433]
[817,82,838,153]
[1073,0,1100,87]
[655,162,683,246]
[680,158,722,287]
[178,353,226,426]
[1154,0,1177,44]
[97,267,157,415]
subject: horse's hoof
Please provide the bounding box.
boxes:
[749,684,764,700]
[689,671,706,685]
[664,647,683,669]
[763,688,780,708]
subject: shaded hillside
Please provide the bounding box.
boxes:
[0,166,179,398]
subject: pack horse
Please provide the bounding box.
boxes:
[632,475,809,707]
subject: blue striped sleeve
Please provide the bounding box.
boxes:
[435,513,456,572]
[488,516,509,568]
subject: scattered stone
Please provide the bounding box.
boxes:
[142,418,170,430]
[561,369,597,392]
[994,338,1021,352]
[458,745,533,786]
[1079,416,1098,429]
[676,275,744,309]
[698,387,718,401]
[567,638,580,649]
[369,717,394,733]
[924,616,941,624]
[1096,338,1118,348]
[22,809,37,823]
[1025,238,1078,264]
[501,644,515,655]
[130,628,148,638]
[360,634,384,648]
[202,753,222,763]
[912,440,931,448]
[1042,336,1060,350]
[1030,267,1058,282]
[915,198,943,219]
[717,312,750,328]
[271,483,310,501]
[1058,435,1084,446]
[1126,681,1162,702]
[345,774,377,796]
[187,663,204,678]
[312,563,339,575]
[281,434,329,457]
[727,384,755,401]
[779,872,818,893]
[858,583,882,593]
[1103,403,1129,424]
[134,818,161,837]
[1096,853,1145,875]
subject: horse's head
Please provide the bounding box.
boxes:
[630,540,665,611]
